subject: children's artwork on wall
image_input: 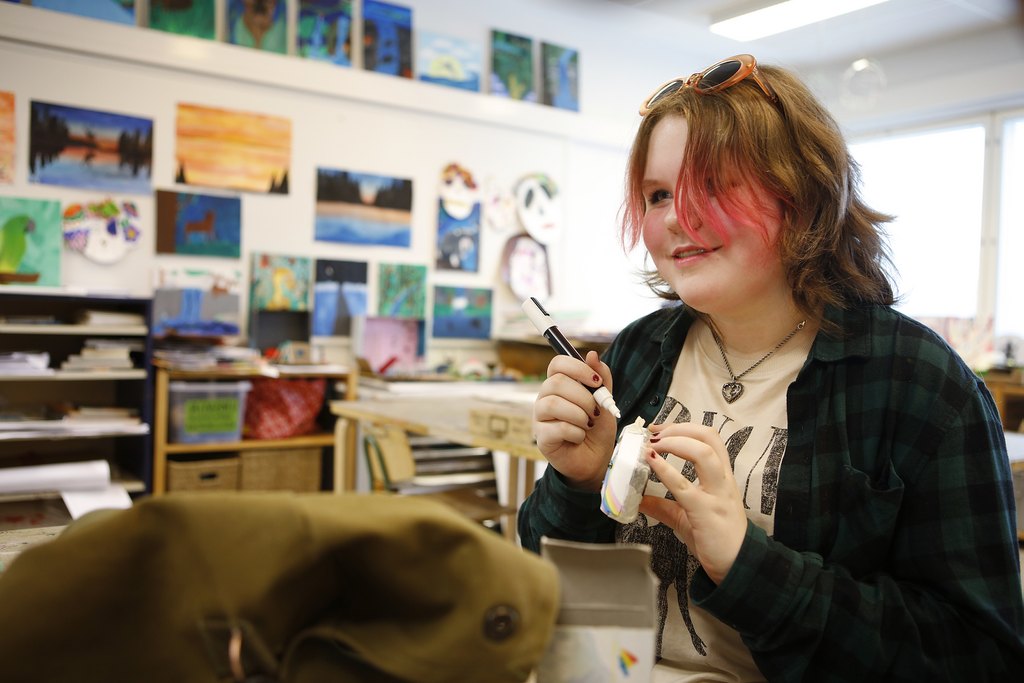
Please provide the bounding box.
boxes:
[250,252,311,311]
[5,0,135,25]
[148,0,215,39]
[514,172,561,245]
[482,177,516,234]
[432,285,492,340]
[152,266,242,338]
[363,0,412,78]
[417,31,481,92]
[0,196,61,286]
[490,30,535,102]
[312,258,367,337]
[377,262,426,319]
[176,103,290,194]
[0,91,13,184]
[356,316,424,375]
[541,42,579,112]
[62,198,140,264]
[500,233,550,303]
[298,0,352,66]
[314,167,412,246]
[155,189,241,258]
[436,162,480,272]
[228,0,287,54]
[29,101,153,194]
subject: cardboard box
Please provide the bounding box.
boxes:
[536,537,657,682]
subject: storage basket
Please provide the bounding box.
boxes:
[239,448,321,492]
[167,458,240,492]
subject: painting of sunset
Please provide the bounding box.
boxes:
[0,91,13,184]
[315,167,412,246]
[175,103,291,194]
[29,101,153,194]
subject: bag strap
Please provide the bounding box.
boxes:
[199,617,280,682]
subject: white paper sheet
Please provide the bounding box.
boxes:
[61,484,133,519]
[0,460,111,494]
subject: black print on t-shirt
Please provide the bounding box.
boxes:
[619,395,787,658]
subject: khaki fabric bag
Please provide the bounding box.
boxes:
[0,492,559,682]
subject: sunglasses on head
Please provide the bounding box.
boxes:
[639,54,780,116]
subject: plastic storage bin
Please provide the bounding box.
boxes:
[168,381,252,444]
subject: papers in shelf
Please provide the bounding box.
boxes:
[0,419,149,440]
[0,352,53,376]
[0,460,132,519]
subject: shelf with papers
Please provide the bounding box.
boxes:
[0,290,154,525]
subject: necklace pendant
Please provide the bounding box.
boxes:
[722,381,744,403]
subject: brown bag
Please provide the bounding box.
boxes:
[0,492,559,682]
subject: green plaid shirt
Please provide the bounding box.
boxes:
[519,303,1024,681]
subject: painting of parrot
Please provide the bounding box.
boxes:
[0,197,61,286]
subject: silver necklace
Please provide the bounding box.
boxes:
[711,320,806,403]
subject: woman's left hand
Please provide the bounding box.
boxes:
[638,422,748,585]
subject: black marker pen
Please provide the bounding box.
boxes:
[522,296,622,418]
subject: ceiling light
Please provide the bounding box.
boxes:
[710,0,891,42]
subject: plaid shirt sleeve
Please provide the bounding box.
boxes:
[690,306,1024,681]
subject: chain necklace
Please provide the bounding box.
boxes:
[711,320,806,403]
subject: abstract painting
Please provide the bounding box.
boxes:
[62,198,141,264]
[228,0,287,54]
[417,31,480,92]
[432,286,492,340]
[490,30,535,102]
[147,0,214,39]
[363,0,412,78]
[0,196,61,287]
[315,167,412,246]
[29,101,153,194]
[152,266,242,338]
[298,0,352,66]
[541,42,579,112]
[377,262,426,319]
[312,258,367,337]
[0,91,12,184]
[176,103,290,194]
[155,189,241,257]
[435,162,480,272]
[6,0,135,25]
[250,252,311,311]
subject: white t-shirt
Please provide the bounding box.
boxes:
[614,319,813,683]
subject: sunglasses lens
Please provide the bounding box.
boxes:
[647,80,685,109]
[698,60,743,90]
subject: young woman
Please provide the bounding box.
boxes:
[518,54,1024,681]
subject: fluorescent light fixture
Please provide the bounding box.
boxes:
[710,0,891,42]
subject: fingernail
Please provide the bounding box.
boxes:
[649,437,660,443]
[587,418,594,428]
[593,406,601,417]
[592,374,601,383]
[647,450,659,460]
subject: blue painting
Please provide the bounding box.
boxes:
[363,0,412,78]
[377,262,426,319]
[315,167,412,247]
[29,101,152,194]
[541,42,580,112]
[312,258,367,337]
[417,31,481,92]
[152,266,242,338]
[432,286,492,340]
[5,0,135,25]
[155,190,241,258]
[298,0,351,66]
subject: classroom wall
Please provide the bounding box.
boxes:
[1,1,1022,371]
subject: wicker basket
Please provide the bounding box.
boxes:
[167,458,240,492]
[239,448,321,492]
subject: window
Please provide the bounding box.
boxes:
[996,116,1024,346]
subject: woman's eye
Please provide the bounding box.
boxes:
[647,189,671,204]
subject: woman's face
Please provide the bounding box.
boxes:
[640,115,789,320]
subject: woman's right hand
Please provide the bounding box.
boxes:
[532,349,618,492]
